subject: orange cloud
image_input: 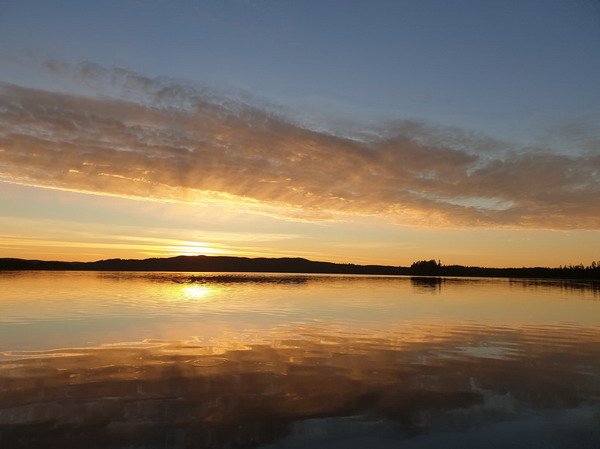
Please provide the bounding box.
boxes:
[0,66,598,229]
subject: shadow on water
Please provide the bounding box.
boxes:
[2,271,599,295]
[509,278,600,298]
[410,277,443,293]
[95,272,314,285]
[1,325,599,449]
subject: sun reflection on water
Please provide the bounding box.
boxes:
[181,284,214,300]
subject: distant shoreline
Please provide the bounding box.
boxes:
[1,255,599,281]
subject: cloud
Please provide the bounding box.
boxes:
[0,65,598,229]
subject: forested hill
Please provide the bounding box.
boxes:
[0,255,406,275]
[0,256,599,280]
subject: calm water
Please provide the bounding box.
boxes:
[0,272,599,448]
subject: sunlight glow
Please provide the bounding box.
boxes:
[182,285,213,300]
[167,241,225,256]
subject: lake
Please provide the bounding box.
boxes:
[0,271,599,448]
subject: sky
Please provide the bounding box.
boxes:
[0,0,599,267]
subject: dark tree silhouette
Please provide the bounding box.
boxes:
[1,256,599,280]
[410,259,442,275]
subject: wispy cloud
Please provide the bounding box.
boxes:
[0,62,598,229]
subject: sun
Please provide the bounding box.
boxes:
[168,241,224,256]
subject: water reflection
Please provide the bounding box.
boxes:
[97,271,313,285]
[410,276,443,293]
[181,284,216,300]
[1,324,599,449]
[0,272,599,448]
[509,278,600,297]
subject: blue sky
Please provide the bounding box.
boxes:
[2,0,599,146]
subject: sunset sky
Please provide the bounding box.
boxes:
[0,0,599,267]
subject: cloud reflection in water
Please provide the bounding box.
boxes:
[1,323,599,449]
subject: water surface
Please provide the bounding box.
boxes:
[1,272,599,448]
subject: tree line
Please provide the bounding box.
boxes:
[410,259,600,279]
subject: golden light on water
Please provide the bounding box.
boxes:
[182,285,214,300]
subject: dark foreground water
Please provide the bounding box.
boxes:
[0,272,599,448]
